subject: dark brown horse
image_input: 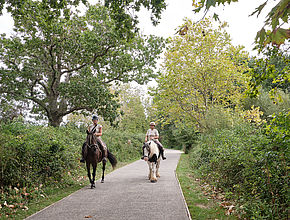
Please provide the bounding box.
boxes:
[84,133,117,188]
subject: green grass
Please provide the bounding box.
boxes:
[1,160,137,220]
[176,154,237,220]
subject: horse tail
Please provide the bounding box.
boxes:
[107,150,117,169]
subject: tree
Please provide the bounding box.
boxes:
[153,18,248,130]
[0,0,87,14]
[117,84,148,133]
[0,0,166,33]
[104,0,166,26]
[0,2,164,126]
[192,0,290,49]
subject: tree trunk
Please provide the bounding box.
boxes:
[48,114,63,127]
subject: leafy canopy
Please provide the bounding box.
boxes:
[153,18,249,130]
[0,1,164,126]
[246,47,290,98]
[192,0,290,50]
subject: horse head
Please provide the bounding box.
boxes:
[143,141,151,152]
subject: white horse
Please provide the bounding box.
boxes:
[143,140,161,183]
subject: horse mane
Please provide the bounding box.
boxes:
[86,133,98,146]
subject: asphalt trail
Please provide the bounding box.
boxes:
[26,149,190,220]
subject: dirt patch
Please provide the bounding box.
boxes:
[195,203,209,209]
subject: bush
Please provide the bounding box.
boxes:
[202,106,236,132]
[0,121,144,218]
[189,117,289,219]
[242,89,290,118]
[159,123,199,152]
[0,121,143,190]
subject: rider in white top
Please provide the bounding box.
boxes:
[80,115,107,163]
[142,122,166,160]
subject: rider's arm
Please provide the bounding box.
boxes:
[145,130,148,142]
[154,129,159,139]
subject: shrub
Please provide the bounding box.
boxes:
[189,118,289,219]
[0,121,144,218]
[242,89,290,118]
[0,121,143,189]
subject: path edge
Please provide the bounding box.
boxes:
[25,160,139,220]
[175,154,192,220]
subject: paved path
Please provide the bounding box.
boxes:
[26,149,190,220]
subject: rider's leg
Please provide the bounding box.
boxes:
[97,138,107,161]
[154,140,166,160]
[80,142,87,163]
[141,145,146,160]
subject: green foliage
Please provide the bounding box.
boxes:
[201,106,245,132]
[116,84,148,133]
[265,111,290,152]
[188,118,289,219]
[0,121,143,217]
[153,18,248,130]
[104,0,166,27]
[246,47,290,98]
[158,123,199,153]
[176,154,237,219]
[0,2,164,126]
[242,88,290,119]
[0,0,88,16]
[192,0,290,49]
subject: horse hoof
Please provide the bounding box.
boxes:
[150,179,157,183]
[101,180,104,183]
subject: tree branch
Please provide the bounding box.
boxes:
[49,43,57,95]
[59,106,88,117]
[61,45,113,75]
[104,73,122,84]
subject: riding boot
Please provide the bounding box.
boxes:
[141,146,145,160]
[158,146,166,160]
[80,142,86,163]
[100,145,107,162]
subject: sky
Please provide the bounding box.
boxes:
[0,0,277,55]
[136,0,277,56]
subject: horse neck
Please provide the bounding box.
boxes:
[148,142,159,157]
[87,134,97,146]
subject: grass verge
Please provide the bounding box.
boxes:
[176,154,236,220]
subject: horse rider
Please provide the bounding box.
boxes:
[141,122,166,160]
[80,115,107,163]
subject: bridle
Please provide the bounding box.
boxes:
[86,133,100,151]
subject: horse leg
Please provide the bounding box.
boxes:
[156,159,161,178]
[92,163,96,188]
[86,163,93,189]
[101,159,106,183]
[148,162,152,180]
[151,163,157,183]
